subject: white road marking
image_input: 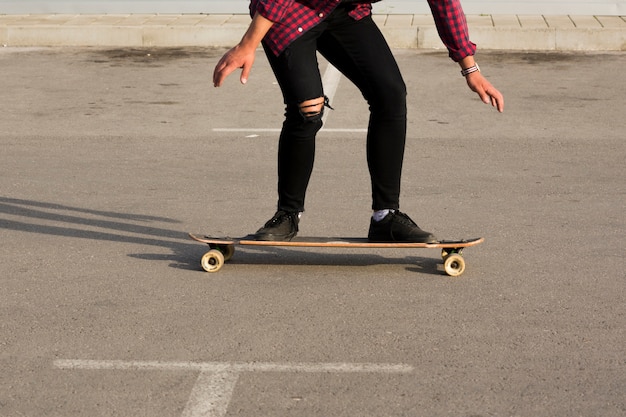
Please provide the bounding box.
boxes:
[54,359,413,417]
[54,359,414,373]
[321,63,342,125]
[181,369,239,417]
[212,128,366,133]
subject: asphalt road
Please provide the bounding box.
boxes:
[1,47,625,417]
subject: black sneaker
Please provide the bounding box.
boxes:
[368,210,437,243]
[254,210,300,241]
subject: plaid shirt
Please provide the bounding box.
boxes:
[250,0,476,61]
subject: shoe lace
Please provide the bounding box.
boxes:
[393,211,418,227]
[266,210,298,228]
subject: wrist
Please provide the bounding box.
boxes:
[240,12,273,50]
[460,63,480,77]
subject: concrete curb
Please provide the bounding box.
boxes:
[1,14,625,51]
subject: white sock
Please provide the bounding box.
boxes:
[372,209,394,222]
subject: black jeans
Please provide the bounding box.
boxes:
[263,4,407,212]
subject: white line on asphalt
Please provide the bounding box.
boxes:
[321,63,342,125]
[212,128,366,133]
[54,359,414,373]
[54,359,413,417]
[181,370,239,417]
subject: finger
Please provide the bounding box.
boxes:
[213,71,223,87]
[470,80,491,105]
[213,51,236,87]
[240,63,251,85]
[212,70,221,88]
[493,95,504,112]
[213,61,226,87]
[478,89,491,105]
[213,63,234,88]
[488,87,505,112]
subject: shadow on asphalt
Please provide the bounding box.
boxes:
[1,196,448,276]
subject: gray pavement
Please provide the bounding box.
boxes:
[1,46,625,416]
[0,13,625,51]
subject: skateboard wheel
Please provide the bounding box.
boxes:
[220,244,235,261]
[209,243,235,261]
[201,249,225,273]
[443,254,465,277]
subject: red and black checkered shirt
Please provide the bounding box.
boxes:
[250,0,476,62]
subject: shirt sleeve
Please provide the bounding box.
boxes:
[253,0,295,23]
[427,0,476,62]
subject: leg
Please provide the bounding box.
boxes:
[276,97,325,213]
[317,11,407,210]
[253,25,330,241]
[263,28,329,213]
[316,9,435,243]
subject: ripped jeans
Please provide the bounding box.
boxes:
[263,5,407,213]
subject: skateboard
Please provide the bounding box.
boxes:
[188,233,484,277]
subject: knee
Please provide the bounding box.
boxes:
[298,96,326,123]
[371,80,407,116]
[383,83,407,110]
[282,96,327,138]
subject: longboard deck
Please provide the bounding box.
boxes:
[189,233,483,249]
[188,233,483,276]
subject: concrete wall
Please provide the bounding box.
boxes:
[0,0,624,16]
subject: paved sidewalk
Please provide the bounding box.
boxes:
[1,13,625,50]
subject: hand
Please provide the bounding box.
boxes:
[213,44,256,87]
[465,71,504,112]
